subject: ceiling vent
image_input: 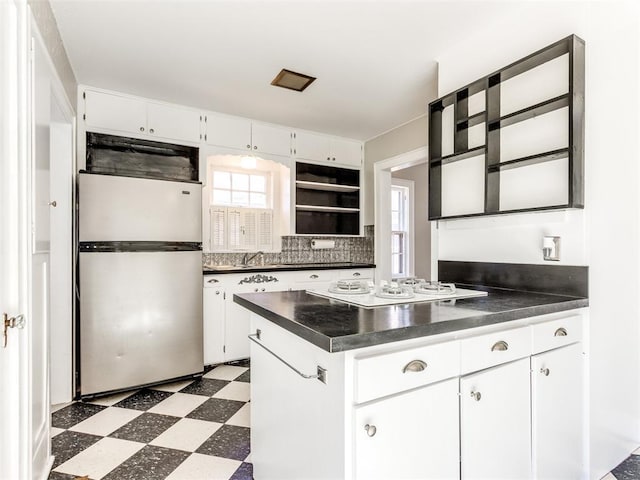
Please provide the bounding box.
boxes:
[271,69,316,92]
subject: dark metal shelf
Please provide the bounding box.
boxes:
[488,95,569,130]
[488,148,569,172]
[432,146,486,166]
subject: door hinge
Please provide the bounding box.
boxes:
[82,91,86,99]
[83,114,86,120]
[223,292,226,300]
[223,345,226,353]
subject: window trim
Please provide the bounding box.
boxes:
[391,178,415,278]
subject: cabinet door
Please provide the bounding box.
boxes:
[331,137,362,167]
[206,112,252,151]
[84,90,147,135]
[532,343,583,479]
[147,102,201,144]
[252,123,291,157]
[460,358,531,479]
[203,282,226,365]
[294,131,331,163]
[225,281,285,361]
[354,378,460,480]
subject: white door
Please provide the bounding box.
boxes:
[1,4,56,479]
[532,343,584,479]
[354,378,460,480]
[0,3,25,478]
[460,358,532,479]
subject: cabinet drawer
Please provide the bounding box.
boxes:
[355,340,460,403]
[287,270,337,287]
[338,269,374,280]
[532,315,582,354]
[460,326,532,374]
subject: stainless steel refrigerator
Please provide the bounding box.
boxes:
[78,172,203,397]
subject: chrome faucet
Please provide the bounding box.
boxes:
[241,251,264,266]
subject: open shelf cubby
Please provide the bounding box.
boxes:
[428,34,585,220]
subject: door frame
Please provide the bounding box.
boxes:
[373,146,435,282]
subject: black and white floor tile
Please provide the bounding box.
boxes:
[49,361,251,480]
[49,360,639,480]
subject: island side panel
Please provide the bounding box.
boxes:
[250,313,348,479]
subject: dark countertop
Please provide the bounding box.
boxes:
[203,262,376,275]
[234,286,588,352]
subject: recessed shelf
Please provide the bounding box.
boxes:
[488,148,569,172]
[433,146,486,166]
[456,112,486,131]
[296,180,360,192]
[488,94,569,130]
[295,204,360,213]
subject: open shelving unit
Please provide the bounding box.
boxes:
[294,162,361,235]
[428,35,585,220]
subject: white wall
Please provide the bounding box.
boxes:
[435,1,639,477]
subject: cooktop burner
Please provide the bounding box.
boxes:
[375,284,415,299]
[328,280,371,295]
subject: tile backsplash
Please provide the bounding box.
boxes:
[203,225,375,266]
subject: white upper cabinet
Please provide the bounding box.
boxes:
[205,112,291,158]
[83,89,202,144]
[146,102,202,144]
[205,113,252,151]
[251,122,292,157]
[294,130,362,167]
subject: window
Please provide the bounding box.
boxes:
[391,181,413,277]
[211,170,269,208]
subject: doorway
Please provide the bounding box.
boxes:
[374,147,436,282]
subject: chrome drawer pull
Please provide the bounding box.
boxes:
[207,278,219,283]
[554,327,568,337]
[402,359,428,373]
[310,274,319,279]
[364,424,377,437]
[491,340,509,351]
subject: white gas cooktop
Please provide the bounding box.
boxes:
[307,285,487,308]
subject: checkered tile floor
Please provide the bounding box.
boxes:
[48,361,251,480]
[606,448,640,480]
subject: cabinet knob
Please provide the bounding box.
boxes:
[491,340,509,352]
[402,359,427,373]
[254,145,258,150]
[261,288,266,292]
[139,127,145,132]
[247,144,251,149]
[48,200,57,207]
[540,367,550,376]
[149,128,154,134]
[327,157,331,161]
[364,424,377,437]
[470,391,482,401]
[554,327,568,337]
[215,290,220,295]
[254,288,259,292]
[332,157,336,161]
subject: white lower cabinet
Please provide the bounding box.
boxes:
[532,343,583,479]
[460,358,532,479]
[354,378,460,480]
[202,278,225,365]
[224,280,285,361]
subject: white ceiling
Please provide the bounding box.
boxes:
[50,1,523,140]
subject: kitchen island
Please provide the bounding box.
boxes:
[235,286,588,479]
